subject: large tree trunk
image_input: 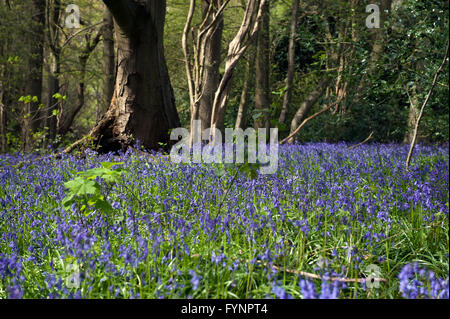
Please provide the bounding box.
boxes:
[288,79,329,144]
[92,0,180,152]
[100,6,115,121]
[254,0,270,134]
[278,0,299,124]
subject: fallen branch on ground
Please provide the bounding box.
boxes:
[190,252,387,284]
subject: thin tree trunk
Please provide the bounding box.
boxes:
[46,0,62,142]
[254,0,270,134]
[370,0,392,65]
[210,0,266,140]
[235,48,255,129]
[58,32,102,136]
[287,79,329,144]
[279,0,299,124]
[101,5,115,121]
[90,0,180,152]
[403,84,419,144]
[0,64,5,153]
[23,0,45,151]
[46,51,60,141]
[198,0,223,132]
[405,41,449,170]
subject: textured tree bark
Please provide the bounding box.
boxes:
[101,6,115,121]
[235,48,255,129]
[254,0,270,134]
[91,0,180,152]
[287,79,329,144]
[279,0,299,125]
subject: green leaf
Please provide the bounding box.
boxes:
[100,162,124,170]
[52,93,64,100]
[94,198,113,214]
[64,177,100,196]
[213,164,226,178]
[62,194,75,210]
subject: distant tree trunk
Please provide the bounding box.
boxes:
[0,64,5,152]
[101,6,115,121]
[182,0,228,147]
[46,0,62,142]
[198,0,224,132]
[288,79,329,144]
[210,0,266,140]
[403,84,420,144]
[89,0,180,152]
[235,48,255,129]
[279,0,299,124]
[58,31,102,136]
[406,41,449,170]
[370,0,392,65]
[23,0,45,151]
[403,42,423,144]
[210,1,264,135]
[254,0,270,134]
[46,51,60,140]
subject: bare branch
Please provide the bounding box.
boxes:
[405,40,449,170]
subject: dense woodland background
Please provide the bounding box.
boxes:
[0,0,448,153]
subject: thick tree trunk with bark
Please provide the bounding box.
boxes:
[92,0,180,152]
[101,6,115,121]
[254,0,270,133]
[279,0,299,124]
[288,79,329,144]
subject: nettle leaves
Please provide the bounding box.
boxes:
[62,162,124,215]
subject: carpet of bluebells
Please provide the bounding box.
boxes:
[0,143,448,299]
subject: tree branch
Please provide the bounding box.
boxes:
[405,40,449,170]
